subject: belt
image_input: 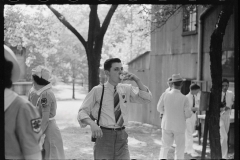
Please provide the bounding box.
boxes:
[49,117,55,121]
[100,126,125,131]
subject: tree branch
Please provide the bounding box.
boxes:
[99,5,118,38]
[47,5,87,50]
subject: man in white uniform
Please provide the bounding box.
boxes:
[158,77,172,119]
[185,83,201,157]
[165,77,173,92]
[220,78,234,159]
[157,77,178,148]
[157,74,192,159]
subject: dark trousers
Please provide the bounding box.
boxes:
[94,128,130,160]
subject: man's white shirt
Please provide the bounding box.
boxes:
[221,90,234,109]
[186,92,200,112]
[77,82,152,128]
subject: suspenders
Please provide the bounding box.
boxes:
[91,84,104,142]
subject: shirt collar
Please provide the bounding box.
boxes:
[171,88,181,93]
[106,81,118,90]
[4,88,18,111]
[166,87,171,92]
[35,83,52,95]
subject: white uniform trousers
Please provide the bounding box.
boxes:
[220,110,231,159]
[185,113,196,154]
[159,129,185,160]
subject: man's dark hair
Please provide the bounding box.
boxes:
[4,58,13,89]
[32,75,50,86]
[190,83,200,90]
[222,78,229,84]
[173,81,183,87]
[104,58,121,71]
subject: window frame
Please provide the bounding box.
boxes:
[222,50,234,82]
[182,5,198,36]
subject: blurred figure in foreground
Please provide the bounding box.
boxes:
[4,45,42,160]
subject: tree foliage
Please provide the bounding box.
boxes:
[4,5,88,84]
[141,5,182,34]
[102,5,150,65]
[47,4,118,91]
[4,5,60,81]
[4,5,59,55]
[48,27,88,83]
[5,4,151,90]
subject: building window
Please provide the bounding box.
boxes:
[182,5,197,33]
[222,50,234,82]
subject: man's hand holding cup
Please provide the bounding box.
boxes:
[119,71,139,83]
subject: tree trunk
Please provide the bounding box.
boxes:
[72,61,76,99]
[72,77,75,99]
[208,4,233,159]
[87,49,101,91]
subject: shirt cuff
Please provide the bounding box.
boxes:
[77,111,90,128]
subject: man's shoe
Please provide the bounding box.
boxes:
[172,143,176,148]
[227,153,234,159]
[190,151,200,158]
[192,131,198,137]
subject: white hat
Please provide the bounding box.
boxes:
[167,77,172,83]
[4,45,21,82]
[32,65,53,82]
[169,74,186,83]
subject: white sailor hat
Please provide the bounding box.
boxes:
[32,65,53,82]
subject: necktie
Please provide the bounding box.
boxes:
[114,86,124,126]
[192,94,196,113]
[223,92,226,106]
[193,94,195,108]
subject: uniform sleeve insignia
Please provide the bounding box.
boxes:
[41,98,47,107]
[31,118,42,133]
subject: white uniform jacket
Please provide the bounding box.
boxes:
[158,89,192,133]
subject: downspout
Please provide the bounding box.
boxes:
[197,6,213,81]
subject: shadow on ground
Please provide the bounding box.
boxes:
[50,82,232,159]
[60,122,213,159]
